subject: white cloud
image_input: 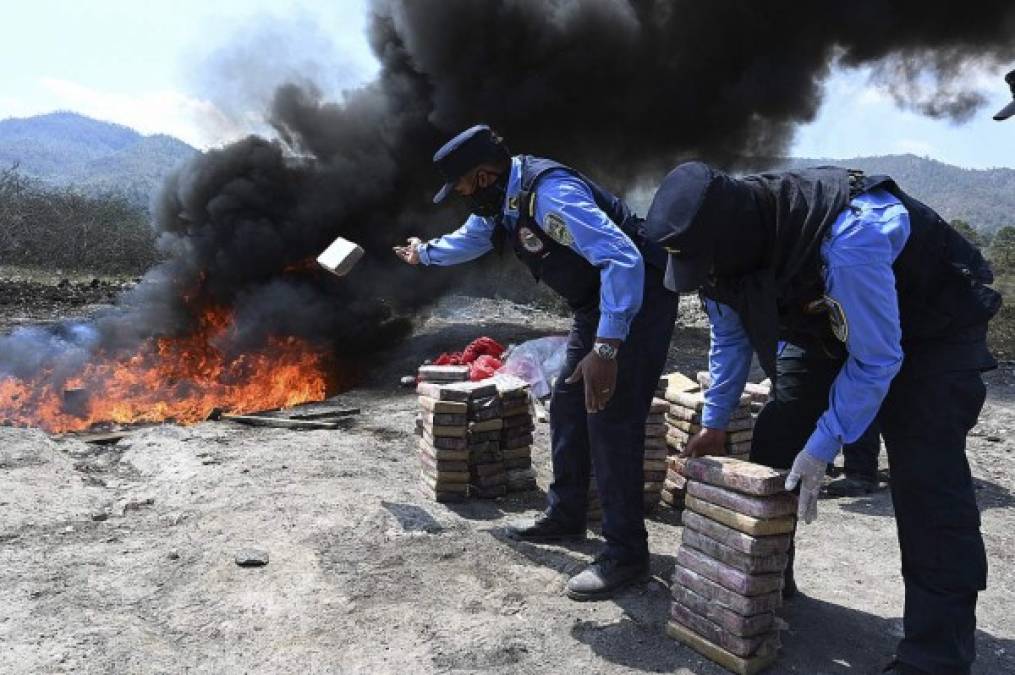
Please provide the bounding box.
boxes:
[38,77,261,148]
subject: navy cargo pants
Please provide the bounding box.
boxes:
[753,340,988,674]
[546,265,678,563]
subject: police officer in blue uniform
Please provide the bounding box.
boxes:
[644,162,1000,675]
[394,126,679,600]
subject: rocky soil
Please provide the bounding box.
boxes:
[0,292,1013,674]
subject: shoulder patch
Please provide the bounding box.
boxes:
[543,212,574,247]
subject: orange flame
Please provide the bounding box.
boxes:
[0,306,345,433]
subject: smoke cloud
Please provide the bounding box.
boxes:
[3,0,1015,413]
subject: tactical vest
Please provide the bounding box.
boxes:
[495,155,665,313]
[704,168,1000,373]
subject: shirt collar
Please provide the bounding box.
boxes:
[502,155,523,220]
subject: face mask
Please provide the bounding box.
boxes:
[468,171,508,217]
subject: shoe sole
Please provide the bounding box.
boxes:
[565,571,650,602]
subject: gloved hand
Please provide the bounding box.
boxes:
[785,450,828,524]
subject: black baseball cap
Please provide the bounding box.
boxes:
[994,69,1015,121]
[432,125,508,203]
[643,161,717,292]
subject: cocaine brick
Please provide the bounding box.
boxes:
[502,413,534,429]
[687,481,797,520]
[665,621,778,675]
[419,412,468,427]
[682,528,789,575]
[686,495,796,536]
[418,396,469,414]
[682,510,792,557]
[670,583,775,637]
[669,602,776,658]
[470,448,503,465]
[671,564,783,617]
[664,475,687,493]
[446,380,498,399]
[676,546,783,597]
[468,430,502,443]
[501,401,531,417]
[644,472,667,483]
[419,439,470,461]
[472,461,507,477]
[649,397,669,414]
[683,456,788,496]
[644,445,668,460]
[420,422,467,439]
[417,382,471,401]
[422,431,468,450]
[644,437,668,451]
[421,471,469,493]
[501,445,532,460]
[417,365,470,382]
[418,448,469,473]
[504,456,532,470]
[468,418,504,433]
[644,458,667,472]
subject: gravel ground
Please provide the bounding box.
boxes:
[1,293,1013,674]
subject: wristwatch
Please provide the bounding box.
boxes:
[592,342,618,360]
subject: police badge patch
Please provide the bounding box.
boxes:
[824,295,849,343]
[518,226,545,254]
[543,212,574,246]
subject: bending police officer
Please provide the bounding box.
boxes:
[644,161,1000,675]
[394,126,679,600]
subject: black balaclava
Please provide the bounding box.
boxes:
[468,170,509,218]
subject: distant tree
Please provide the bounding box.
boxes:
[989,226,1015,273]
[951,219,989,248]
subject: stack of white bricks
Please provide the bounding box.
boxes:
[668,456,797,675]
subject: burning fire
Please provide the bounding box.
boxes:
[0,306,341,433]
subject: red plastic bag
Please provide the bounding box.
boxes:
[469,354,503,381]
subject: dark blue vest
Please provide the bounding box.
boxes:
[496,155,664,313]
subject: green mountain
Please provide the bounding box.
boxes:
[0,111,197,208]
[769,154,1015,234]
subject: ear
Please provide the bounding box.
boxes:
[477,169,497,188]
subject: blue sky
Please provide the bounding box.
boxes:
[2,0,1013,168]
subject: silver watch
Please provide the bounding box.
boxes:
[593,342,618,360]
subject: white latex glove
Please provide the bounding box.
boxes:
[785,450,828,524]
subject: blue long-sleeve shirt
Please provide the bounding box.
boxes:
[417,156,645,340]
[702,188,910,463]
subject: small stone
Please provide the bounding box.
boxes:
[986,436,1002,443]
[167,550,180,560]
[90,511,108,522]
[234,548,270,567]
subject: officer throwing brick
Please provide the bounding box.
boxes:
[643,161,1000,675]
[394,125,678,600]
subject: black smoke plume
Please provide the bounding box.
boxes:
[2,0,1015,420]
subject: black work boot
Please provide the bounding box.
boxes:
[565,556,649,601]
[826,473,878,497]
[507,513,586,542]
[783,543,798,599]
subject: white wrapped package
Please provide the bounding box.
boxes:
[317,236,365,277]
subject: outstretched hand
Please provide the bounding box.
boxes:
[393,237,422,265]
[565,351,618,413]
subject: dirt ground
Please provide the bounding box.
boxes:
[1,288,1014,675]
